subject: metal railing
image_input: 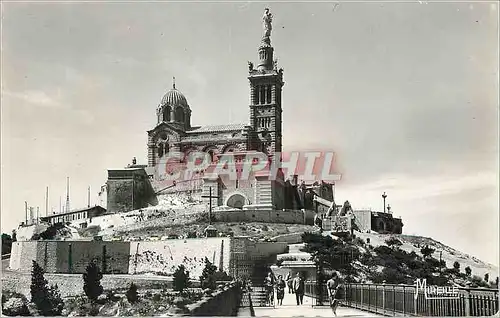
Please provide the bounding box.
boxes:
[305,281,499,316]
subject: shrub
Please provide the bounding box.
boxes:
[453,261,460,271]
[38,223,65,240]
[354,237,365,246]
[30,261,64,316]
[420,246,435,258]
[199,257,217,291]
[484,273,489,283]
[126,283,138,304]
[385,237,402,248]
[83,259,104,302]
[2,296,30,316]
[173,265,191,292]
[471,275,489,288]
[464,266,472,277]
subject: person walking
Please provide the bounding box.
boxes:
[292,273,305,305]
[285,272,293,293]
[275,275,286,306]
[327,271,342,316]
[264,272,275,306]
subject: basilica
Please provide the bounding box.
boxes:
[107,9,290,212]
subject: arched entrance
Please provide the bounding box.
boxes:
[226,193,247,209]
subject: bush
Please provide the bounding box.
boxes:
[453,261,460,271]
[126,283,138,304]
[83,259,104,302]
[420,246,435,258]
[199,257,217,291]
[38,223,65,240]
[484,273,489,283]
[385,237,402,248]
[173,265,191,292]
[2,297,30,316]
[464,266,472,277]
[471,275,489,288]
[30,261,64,316]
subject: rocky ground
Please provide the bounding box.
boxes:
[355,231,499,279]
[1,287,205,317]
[115,222,318,242]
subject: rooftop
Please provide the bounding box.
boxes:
[187,123,248,134]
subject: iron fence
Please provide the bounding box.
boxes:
[305,281,499,316]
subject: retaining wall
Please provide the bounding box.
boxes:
[213,209,315,225]
[187,282,242,316]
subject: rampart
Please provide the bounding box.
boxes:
[8,237,288,278]
[213,209,315,225]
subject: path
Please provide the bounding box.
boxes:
[239,291,380,317]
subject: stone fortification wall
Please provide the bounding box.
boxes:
[9,241,130,274]
[128,238,231,278]
[213,209,315,225]
[8,237,286,283]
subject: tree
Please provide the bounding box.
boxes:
[199,257,217,290]
[83,259,103,302]
[465,266,472,277]
[301,232,360,277]
[1,233,12,255]
[484,273,489,283]
[30,261,64,316]
[173,264,191,292]
[420,245,435,259]
[126,283,138,304]
[453,261,460,272]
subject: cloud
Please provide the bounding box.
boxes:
[3,89,63,108]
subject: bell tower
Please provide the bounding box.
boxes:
[248,8,284,159]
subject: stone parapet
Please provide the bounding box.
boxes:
[187,282,242,316]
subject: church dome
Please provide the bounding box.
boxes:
[160,84,189,109]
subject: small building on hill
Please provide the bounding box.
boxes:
[40,205,107,228]
[353,210,403,234]
[106,167,158,213]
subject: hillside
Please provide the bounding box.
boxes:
[298,231,498,288]
[355,231,498,280]
[17,191,498,288]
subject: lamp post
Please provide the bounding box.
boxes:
[382,192,387,213]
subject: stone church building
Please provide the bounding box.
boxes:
[144,9,286,211]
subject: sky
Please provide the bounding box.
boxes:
[1,1,498,266]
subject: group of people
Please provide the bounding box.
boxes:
[265,272,306,306]
[263,271,343,316]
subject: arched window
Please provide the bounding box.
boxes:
[175,107,184,122]
[163,106,171,122]
[208,150,215,162]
